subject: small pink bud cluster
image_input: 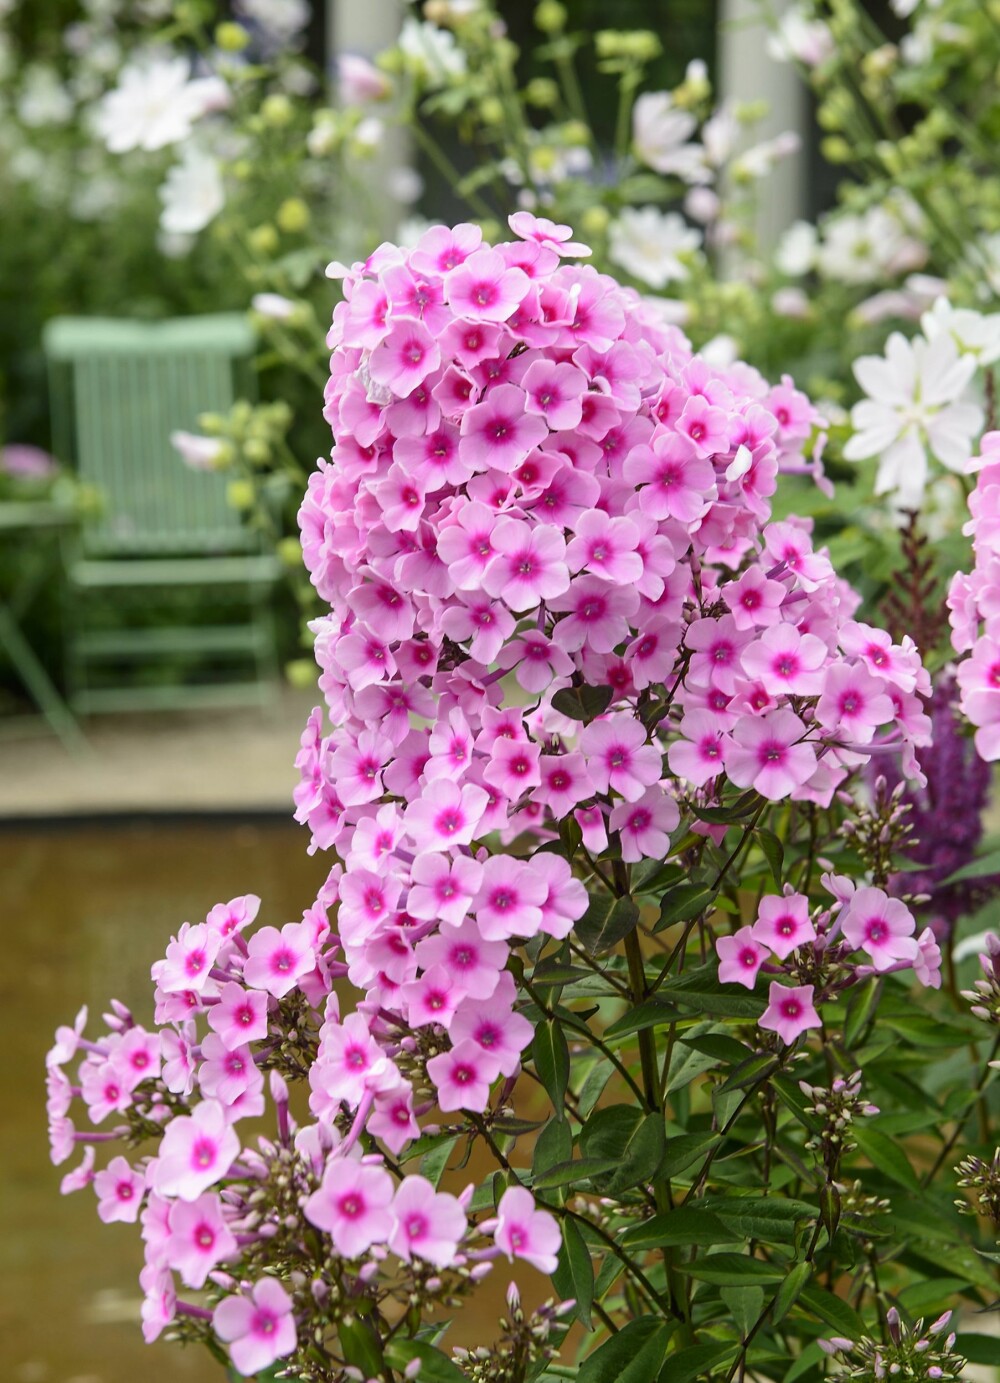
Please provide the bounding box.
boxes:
[716,879,941,1044]
[46,891,559,1376]
[948,431,1000,759]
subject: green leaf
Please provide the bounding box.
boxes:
[385,1339,468,1383]
[655,884,718,931]
[552,1215,594,1328]
[852,1125,920,1192]
[338,1315,386,1379]
[579,1105,666,1193]
[717,1052,780,1093]
[782,1341,826,1383]
[843,977,880,1048]
[622,1206,736,1251]
[940,848,1000,884]
[658,1343,737,1383]
[691,791,759,824]
[576,894,640,955]
[956,1335,1000,1366]
[604,999,684,1041]
[533,1019,570,1118]
[661,1131,721,1178]
[711,1197,816,1242]
[579,1319,672,1383]
[677,1253,786,1284]
[533,1119,574,1179]
[772,1262,812,1325]
[722,1284,765,1339]
[416,1135,458,1188]
[798,1285,865,1339]
[532,1156,623,1190]
[551,683,614,722]
[756,827,784,888]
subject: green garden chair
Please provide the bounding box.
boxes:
[43,314,282,714]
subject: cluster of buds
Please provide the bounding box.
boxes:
[801,1071,879,1167]
[840,778,916,889]
[821,1308,965,1382]
[955,1148,1000,1226]
[962,932,1000,1023]
[453,1283,572,1383]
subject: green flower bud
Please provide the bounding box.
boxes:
[248,224,279,256]
[215,21,249,52]
[534,1,567,34]
[226,479,256,511]
[261,93,294,128]
[276,198,310,234]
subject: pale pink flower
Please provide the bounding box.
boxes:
[94,1155,146,1223]
[522,359,588,429]
[667,710,728,787]
[481,518,570,610]
[752,893,816,960]
[243,921,315,998]
[508,210,591,258]
[815,662,895,742]
[759,982,822,1044]
[389,1175,467,1267]
[404,780,489,854]
[474,857,547,941]
[213,1278,297,1376]
[47,1005,88,1069]
[450,977,534,1077]
[413,919,507,999]
[624,431,714,523]
[60,1146,96,1195]
[494,1185,561,1273]
[426,1040,494,1112]
[369,1087,421,1155]
[407,854,482,926]
[741,624,827,697]
[206,982,269,1050]
[609,786,679,862]
[198,1034,263,1108]
[311,1012,397,1110]
[140,1262,176,1343]
[840,887,918,971]
[722,566,785,630]
[152,1099,240,1201]
[723,709,817,800]
[459,385,548,473]
[483,736,542,798]
[915,927,943,988]
[536,751,593,819]
[716,926,768,988]
[153,922,221,994]
[369,320,441,398]
[580,713,663,802]
[165,1192,238,1288]
[446,247,530,322]
[304,1157,395,1257]
[401,965,461,1028]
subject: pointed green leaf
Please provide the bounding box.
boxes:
[772,1262,812,1325]
[852,1125,920,1192]
[579,1319,672,1383]
[576,894,640,956]
[552,1215,594,1328]
[533,1019,570,1118]
[621,1206,736,1251]
[756,827,784,888]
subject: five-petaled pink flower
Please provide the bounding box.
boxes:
[840,886,918,971]
[759,982,822,1045]
[304,1157,395,1257]
[493,1185,561,1273]
[752,893,816,961]
[716,926,768,989]
[389,1175,467,1267]
[213,1277,297,1377]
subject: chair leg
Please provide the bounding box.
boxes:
[0,602,89,753]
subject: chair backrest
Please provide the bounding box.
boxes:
[44,314,257,557]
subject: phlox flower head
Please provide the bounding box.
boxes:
[389,1175,467,1267]
[759,982,822,1045]
[752,893,816,961]
[213,1277,297,1377]
[840,886,918,971]
[716,926,768,989]
[303,1157,395,1258]
[493,1186,561,1274]
[151,1098,240,1201]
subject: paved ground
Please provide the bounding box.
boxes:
[0,689,319,818]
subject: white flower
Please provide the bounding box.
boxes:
[398,17,467,84]
[817,206,926,285]
[700,102,740,168]
[251,293,296,320]
[17,65,74,127]
[94,54,229,153]
[159,147,225,235]
[351,116,385,153]
[336,54,392,104]
[608,207,700,289]
[170,431,226,470]
[921,298,1000,367]
[732,131,800,181]
[631,92,700,178]
[766,8,834,66]
[844,330,983,506]
[775,219,817,276]
[236,0,310,46]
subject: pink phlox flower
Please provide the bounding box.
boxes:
[501,628,574,693]
[549,574,639,654]
[213,1277,297,1376]
[722,566,786,631]
[345,804,405,872]
[368,319,441,399]
[140,1262,176,1343]
[153,922,221,995]
[459,384,548,474]
[535,751,593,820]
[763,521,834,591]
[369,1085,421,1155]
[716,926,769,988]
[522,358,588,430]
[580,712,663,802]
[445,247,530,322]
[413,918,507,1000]
[667,709,729,787]
[426,707,476,782]
[411,222,483,277]
[437,499,500,589]
[198,1033,264,1107]
[840,886,918,971]
[493,1185,561,1273]
[915,927,943,988]
[311,1011,399,1112]
[161,1022,197,1096]
[815,662,895,742]
[451,972,534,1077]
[401,965,461,1028]
[350,579,415,642]
[624,620,680,690]
[481,516,570,611]
[94,1154,146,1223]
[426,1038,495,1112]
[205,894,261,940]
[337,870,402,946]
[327,727,395,807]
[609,786,680,862]
[381,263,451,335]
[839,620,921,694]
[408,853,483,926]
[440,590,517,664]
[686,616,753,695]
[389,1174,467,1267]
[304,1155,396,1256]
[151,1099,240,1201]
[752,892,816,960]
[740,623,828,697]
[483,735,542,799]
[532,853,589,939]
[207,982,270,1050]
[243,921,315,998]
[574,802,609,853]
[48,1004,89,1069]
[404,779,489,854]
[678,394,731,457]
[508,210,592,257]
[474,856,547,941]
[60,1146,96,1195]
[759,982,822,1045]
[374,461,428,533]
[165,1191,238,1289]
[723,709,817,801]
[110,1025,162,1092]
[80,1055,131,1124]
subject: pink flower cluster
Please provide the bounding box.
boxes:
[47,892,559,1376]
[949,432,1000,759]
[716,877,941,1044]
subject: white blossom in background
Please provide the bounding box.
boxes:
[700,102,740,169]
[336,55,392,105]
[95,54,229,153]
[921,298,1000,366]
[170,431,227,470]
[775,220,818,276]
[732,131,800,181]
[17,65,74,126]
[631,92,702,179]
[608,207,701,289]
[351,117,385,154]
[397,17,467,83]
[844,328,983,506]
[817,205,927,284]
[766,6,835,66]
[236,0,310,47]
[251,293,296,320]
[159,146,225,235]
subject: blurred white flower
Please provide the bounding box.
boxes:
[236,0,310,46]
[608,207,700,289]
[631,92,699,177]
[775,219,817,276]
[351,116,385,153]
[844,330,983,506]
[159,146,225,234]
[251,293,296,320]
[397,215,434,248]
[817,206,926,284]
[733,131,800,180]
[386,166,424,205]
[336,54,391,104]
[772,287,810,319]
[170,431,226,470]
[18,66,74,126]
[766,8,834,66]
[921,298,1000,367]
[398,17,467,83]
[95,54,229,153]
[684,186,719,224]
[700,102,740,168]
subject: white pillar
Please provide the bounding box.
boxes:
[718,0,807,253]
